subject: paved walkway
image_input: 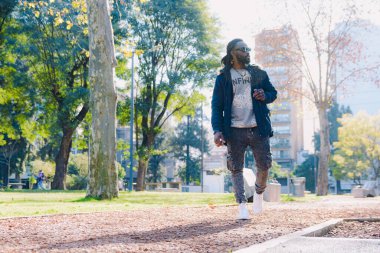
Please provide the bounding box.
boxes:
[1,195,379,252]
[236,218,380,253]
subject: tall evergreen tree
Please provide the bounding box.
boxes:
[170,108,210,184]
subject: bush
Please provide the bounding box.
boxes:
[30,160,55,180]
[68,154,89,177]
[66,174,87,190]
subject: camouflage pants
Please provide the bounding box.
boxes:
[227,127,272,203]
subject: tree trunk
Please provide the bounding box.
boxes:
[52,129,74,190]
[86,0,118,199]
[317,108,330,196]
[7,161,10,186]
[136,133,154,191]
[136,158,147,191]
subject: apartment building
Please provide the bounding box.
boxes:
[255,25,304,169]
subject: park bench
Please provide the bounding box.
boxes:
[8,182,26,189]
[145,182,182,191]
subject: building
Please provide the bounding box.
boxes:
[254,25,304,169]
[202,146,228,193]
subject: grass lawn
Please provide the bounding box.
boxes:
[0,190,321,218]
[0,190,236,218]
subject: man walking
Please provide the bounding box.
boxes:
[211,39,277,219]
[37,170,46,190]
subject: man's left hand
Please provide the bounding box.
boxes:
[253,89,265,101]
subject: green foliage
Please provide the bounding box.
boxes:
[116,98,131,127]
[170,108,210,184]
[68,154,88,177]
[294,155,318,192]
[112,0,220,188]
[30,159,55,180]
[146,132,171,183]
[331,112,380,183]
[269,161,288,179]
[67,153,88,190]
[8,1,92,189]
[117,161,126,180]
[66,174,87,190]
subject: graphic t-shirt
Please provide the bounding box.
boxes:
[230,68,257,128]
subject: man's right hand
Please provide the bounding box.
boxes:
[214,132,225,147]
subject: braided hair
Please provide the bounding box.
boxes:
[221,38,243,70]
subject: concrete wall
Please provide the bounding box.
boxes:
[203,172,225,193]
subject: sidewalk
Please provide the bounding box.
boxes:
[235,219,380,253]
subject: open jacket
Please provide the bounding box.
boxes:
[211,65,277,140]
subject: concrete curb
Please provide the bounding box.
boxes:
[235,218,380,253]
[234,219,343,253]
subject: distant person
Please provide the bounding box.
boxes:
[211,38,277,219]
[37,170,46,190]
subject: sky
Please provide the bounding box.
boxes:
[205,0,380,152]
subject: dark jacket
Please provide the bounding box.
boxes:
[211,65,277,140]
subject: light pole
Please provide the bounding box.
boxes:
[200,103,204,193]
[186,115,190,185]
[128,48,135,191]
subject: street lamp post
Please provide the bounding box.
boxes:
[128,48,135,191]
[200,103,204,193]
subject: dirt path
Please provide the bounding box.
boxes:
[1,196,379,253]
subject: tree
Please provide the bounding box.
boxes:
[170,108,210,185]
[0,0,17,33]
[332,112,380,184]
[294,155,318,192]
[115,0,220,190]
[146,132,170,183]
[313,102,352,151]
[15,0,91,189]
[282,0,379,195]
[269,161,288,180]
[317,102,351,193]
[0,0,40,186]
[86,0,118,199]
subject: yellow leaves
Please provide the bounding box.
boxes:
[72,0,81,9]
[0,135,5,146]
[70,37,78,45]
[27,2,37,9]
[48,8,54,16]
[135,49,144,56]
[76,14,88,25]
[121,48,133,58]
[54,15,64,26]
[66,20,73,30]
[139,0,149,3]
[83,27,88,35]
[49,0,55,3]
[38,1,47,7]
[81,49,89,58]
[33,10,40,18]
[72,0,87,12]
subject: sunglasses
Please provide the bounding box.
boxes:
[235,47,251,53]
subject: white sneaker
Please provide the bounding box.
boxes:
[253,192,263,214]
[238,203,249,220]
